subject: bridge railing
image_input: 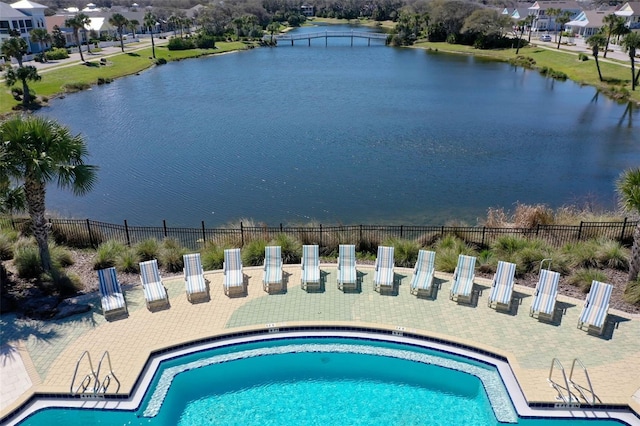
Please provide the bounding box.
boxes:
[264,31,388,41]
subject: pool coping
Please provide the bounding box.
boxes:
[3,326,639,426]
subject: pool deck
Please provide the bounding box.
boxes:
[1,264,640,422]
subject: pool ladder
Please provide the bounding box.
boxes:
[548,358,596,406]
[70,350,121,395]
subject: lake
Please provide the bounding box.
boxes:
[39,24,640,227]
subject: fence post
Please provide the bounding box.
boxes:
[481,226,486,247]
[202,221,206,245]
[124,220,131,246]
[578,221,583,241]
[536,224,540,237]
[240,221,244,247]
[441,226,444,239]
[11,217,15,230]
[359,224,363,244]
[620,217,628,242]
[400,225,403,238]
[162,220,167,238]
[280,223,283,232]
[86,219,95,248]
[319,224,323,248]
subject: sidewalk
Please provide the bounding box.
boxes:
[531,34,632,66]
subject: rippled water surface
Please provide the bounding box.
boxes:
[40,24,640,226]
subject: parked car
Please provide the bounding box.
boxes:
[539,35,552,42]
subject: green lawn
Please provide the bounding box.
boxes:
[0,41,251,115]
[413,41,640,103]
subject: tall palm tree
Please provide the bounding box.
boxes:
[144,11,157,59]
[545,8,560,41]
[555,12,571,49]
[78,13,92,54]
[109,13,129,53]
[587,33,607,82]
[601,14,625,58]
[4,65,41,106]
[621,32,640,91]
[1,36,28,67]
[29,28,51,53]
[128,19,140,38]
[0,116,98,273]
[616,168,640,281]
[65,15,87,62]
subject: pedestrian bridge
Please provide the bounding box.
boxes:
[264,31,389,46]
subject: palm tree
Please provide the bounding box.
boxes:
[546,8,560,41]
[29,28,51,53]
[1,36,28,67]
[616,168,640,281]
[4,65,41,106]
[144,12,157,59]
[601,14,625,58]
[128,19,140,38]
[65,15,88,62]
[78,13,92,54]
[168,14,179,36]
[555,12,571,49]
[621,32,640,90]
[0,116,98,272]
[587,33,607,82]
[524,14,535,43]
[109,13,129,53]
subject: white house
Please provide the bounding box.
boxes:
[565,10,609,37]
[615,2,640,30]
[0,0,48,53]
[528,1,582,32]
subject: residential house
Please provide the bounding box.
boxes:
[528,1,583,32]
[615,2,640,29]
[301,4,314,17]
[46,9,145,46]
[0,0,48,52]
[566,10,609,37]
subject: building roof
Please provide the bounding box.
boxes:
[0,1,27,18]
[10,0,47,9]
[529,1,582,11]
[567,10,609,28]
[615,1,640,15]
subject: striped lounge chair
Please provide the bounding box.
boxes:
[373,246,395,292]
[139,259,169,310]
[223,248,244,296]
[410,250,436,297]
[337,244,357,291]
[301,245,320,291]
[529,269,560,318]
[450,254,476,303]
[97,267,128,319]
[263,245,283,292]
[487,261,516,311]
[577,280,613,335]
[183,253,208,302]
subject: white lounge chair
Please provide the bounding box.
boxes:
[373,245,395,292]
[577,280,613,335]
[183,253,208,302]
[263,245,283,292]
[139,259,169,310]
[223,248,244,296]
[97,267,127,319]
[450,254,476,303]
[337,244,357,291]
[529,269,560,318]
[410,250,436,297]
[301,244,320,290]
[487,261,516,311]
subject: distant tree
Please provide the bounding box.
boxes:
[109,13,129,52]
[616,168,640,281]
[30,28,51,53]
[555,11,571,49]
[524,14,535,42]
[1,36,28,67]
[144,11,157,59]
[128,19,140,37]
[621,31,640,90]
[428,0,480,39]
[4,65,41,106]
[586,32,607,81]
[65,14,89,61]
[168,14,180,36]
[267,21,280,42]
[51,25,66,49]
[545,8,561,41]
[602,14,625,58]
[462,9,511,38]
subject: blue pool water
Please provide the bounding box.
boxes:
[16,338,630,425]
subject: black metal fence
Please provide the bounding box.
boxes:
[0,217,636,253]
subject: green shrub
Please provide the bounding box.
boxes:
[45,47,70,60]
[435,248,461,273]
[384,238,419,268]
[271,233,301,264]
[117,248,140,273]
[562,241,599,269]
[155,58,167,65]
[195,34,216,48]
[54,271,84,296]
[94,240,126,270]
[513,245,552,275]
[0,232,15,260]
[167,37,195,50]
[578,53,589,61]
[63,82,91,93]
[51,222,103,248]
[136,239,160,262]
[566,268,607,293]
[202,243,225,270]
[596,240,629,270]
[623,278,640,305]
[14,245,42,279]
[50,243,74,267]
[477,249,497,273]
[491,235,530,258]
[242,239,267,266]
[159,238,186,272]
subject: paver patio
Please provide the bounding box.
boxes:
[1,265,639,421]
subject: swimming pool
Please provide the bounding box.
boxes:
[10,334,637,425]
